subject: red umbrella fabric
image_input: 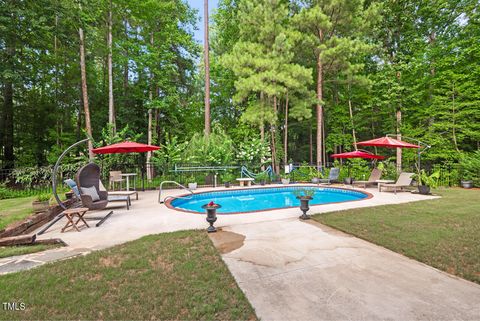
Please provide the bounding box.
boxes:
[331,150,385,160]
[356,136,420,149]
[92,141,160,154]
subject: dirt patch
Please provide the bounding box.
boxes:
[150,256,173,271]
[99,255,124,268]
[209,229,245,254]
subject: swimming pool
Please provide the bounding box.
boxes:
[168,186,370,214]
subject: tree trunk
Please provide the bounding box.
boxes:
[283,93,289,167]
[316,51,324,169]
[79,27,94,160]
[309,123,313,165]
[146,32,154,180]
[123,18,129,110]
[107,0,115,133]
[147,109,153,180]
[204,0,211,136]
[452,83,460,152]
[2,36,15,169]
[396,71,402,173]
[347,84,357,149]
[271,96,278,174]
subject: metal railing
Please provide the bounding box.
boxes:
[158,181,194,204]
[0,161,466,200]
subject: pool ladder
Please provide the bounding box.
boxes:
[158,180,194,204]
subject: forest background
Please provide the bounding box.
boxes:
[1,0,479,182]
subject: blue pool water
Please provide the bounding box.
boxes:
[170,186,368,214]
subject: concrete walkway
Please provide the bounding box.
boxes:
[217,219,480,321]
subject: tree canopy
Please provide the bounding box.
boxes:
[1,0,479,171]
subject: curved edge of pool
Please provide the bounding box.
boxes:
[164,185,373,215]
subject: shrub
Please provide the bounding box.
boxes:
[460,151,480,186]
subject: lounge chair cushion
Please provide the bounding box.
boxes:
[65,179,81,198]
[81,186,100,202]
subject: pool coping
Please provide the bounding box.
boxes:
[165,184,374,215]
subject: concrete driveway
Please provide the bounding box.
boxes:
[215,219,480,321]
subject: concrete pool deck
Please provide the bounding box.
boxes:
[34,184,436,250]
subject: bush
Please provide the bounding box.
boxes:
[182,127,235,165]
[460,151,480,186]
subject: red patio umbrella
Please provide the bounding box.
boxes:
[331,150,385,160]
[92,141,160,154]
[356,136,420,149]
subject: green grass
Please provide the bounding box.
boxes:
[0,244,61,259]
[312,188,480,284]
[0,230,257,321]
[0,196,35,231]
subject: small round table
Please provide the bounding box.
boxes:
[376,179,395,192]
[121,173,137,191]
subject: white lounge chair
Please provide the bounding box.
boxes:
[353,168,382,188]
[379,172,415,194]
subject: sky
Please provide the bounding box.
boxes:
[187,0,220,44]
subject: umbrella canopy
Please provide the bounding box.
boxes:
[92,141,160,154]
[331,150,385,160]
[356,136,420,149]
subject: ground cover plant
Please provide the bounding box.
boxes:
[0,196,35,231]
[312,189,480,284]
[0,230,257,321]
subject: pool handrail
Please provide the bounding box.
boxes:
[158,180,194,204]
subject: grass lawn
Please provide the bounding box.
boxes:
[0,230,256,321]
[0,196,35,231]
[0,244,61,259]
[312,188,480,284]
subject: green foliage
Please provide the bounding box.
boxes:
[292,188,315,199]
[35,193,52,202]
[236,137,271,167]
[182,127,235,165]
[377,161,398,180]
[152,135,187,170]
[255,172,269,182]
[413,170,440,188]
[221,172,235,183]
[459,151,480,186]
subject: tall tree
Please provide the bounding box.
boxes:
[107,0,115,133]
[293,0,380,168]
[79,24,94,159]
[204,0,211,136]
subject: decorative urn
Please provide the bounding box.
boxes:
[201,201,221,233]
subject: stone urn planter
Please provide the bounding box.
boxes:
[311,177,320,184]
[281,178,290,185]
[343,177,353,185]
[202,202,221,233]
[296,196,312,220]
[188,182,197,190]
[418,185,431,195]
[460,180,473,189]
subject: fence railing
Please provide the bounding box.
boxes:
[0,161,464,200]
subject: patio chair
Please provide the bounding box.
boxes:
[76,163,109,210]
[318,168,340,185]
[353,168,383,188]
[109,171,124,190]
[66,177,131,210]
[379,172,415,194]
